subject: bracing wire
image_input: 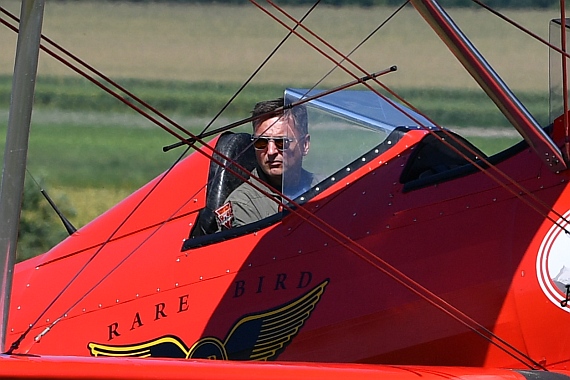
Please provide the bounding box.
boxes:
[0,1,559,368]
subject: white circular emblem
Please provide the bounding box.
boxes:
[537,210,570,311]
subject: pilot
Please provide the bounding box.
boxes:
[214,98,319,229]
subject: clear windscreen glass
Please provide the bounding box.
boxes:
[282,88,434,202]
[549,18,570,125]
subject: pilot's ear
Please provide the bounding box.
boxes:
[302,134,310,156]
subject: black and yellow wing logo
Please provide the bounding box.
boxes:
[89,335,190,359]
[89,279,328,361]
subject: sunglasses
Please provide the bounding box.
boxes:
[251,136,295,151]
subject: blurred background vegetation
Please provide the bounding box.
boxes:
[59,0,561,8]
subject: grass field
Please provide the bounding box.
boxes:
[0,1,556,249]
[0,1,560,90]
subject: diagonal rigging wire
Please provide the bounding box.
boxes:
[0,0,398,277]
[256,0,570,236]
[260,1,550,369]
[0,2,324,351]
[0,0,322,228]
[164,0,322,152]
[249,0,554,369]
[15,71,394,353]
[0,2,551,368]
[0,1,532,368]
[470,0,570,164]
[281,0,410,122]
[1,0,392,270]
[307,0,410,92]
[0,7,193,349]
[0,9,191,144]
[84,1,552,365]
[14,66,394,352]
[469,0,570,60]
[0,0,540,366]
[0,3,408,356]
[7,151,190,354]
[0,2,318,352]
[15,66,395,353]
[162,1,406,154]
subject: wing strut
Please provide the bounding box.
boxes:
[0,0,45,352]
[411,0,567,172]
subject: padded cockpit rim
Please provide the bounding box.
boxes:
[181,127,408,251]
[401,132,531,193]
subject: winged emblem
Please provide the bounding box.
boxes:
[89,280,328,361]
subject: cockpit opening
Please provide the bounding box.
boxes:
[185,88,489,247]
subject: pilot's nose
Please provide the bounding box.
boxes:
[267,140,279,155]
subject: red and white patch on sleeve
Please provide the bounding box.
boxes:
[214,201,234,229]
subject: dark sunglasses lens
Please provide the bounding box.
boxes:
[273,138,285,150]
[253,138,269,149]
[253,137,288,150]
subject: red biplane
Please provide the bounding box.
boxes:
[2,0,570,379]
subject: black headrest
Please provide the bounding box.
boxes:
[189,132,257,237]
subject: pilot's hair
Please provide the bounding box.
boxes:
[251,98,308,136]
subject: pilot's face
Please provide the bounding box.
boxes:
[252,115,309,188]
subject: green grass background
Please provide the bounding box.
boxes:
[0,0,558,256]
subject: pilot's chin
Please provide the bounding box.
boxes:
[268,169,283,176]
[267,164,283,172]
